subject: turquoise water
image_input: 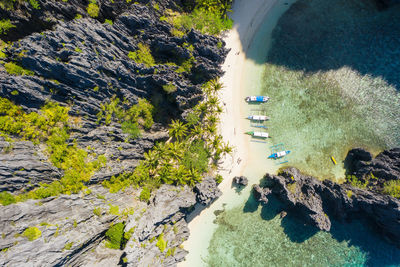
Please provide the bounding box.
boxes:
[208,0,400,265]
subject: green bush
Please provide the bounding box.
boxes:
[0,191,16,206]
[93,207,102,217]
[162,83,177,94]
[128,43,155,67]
[139,186,151,202]
[23,227,41,241]
[104,19,113,25]
[383,180,400,199]
[4,62,34,76]
[105,222,125,249]
[215,174,223,184]
[182,141,209,173]
[0,19,15,35]
[121,121,141,139]
[64,242,73,250]
[156,233,167,252]
[87,1,100,18]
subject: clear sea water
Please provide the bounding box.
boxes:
[207,0,400,266]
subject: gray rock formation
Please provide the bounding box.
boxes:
[194,176,222,205]
[0,139,61,192]
[124,185,197,266]
[0,185,139,266]
[232,176,248,186]
[252,184,270,205]
[255,167,400,246]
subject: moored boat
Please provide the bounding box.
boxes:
[247,115,269,121]
[268,150,291,159]
[245,131,270,138]
[245,96,269,103]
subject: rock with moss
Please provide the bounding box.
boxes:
[255,166,400,247]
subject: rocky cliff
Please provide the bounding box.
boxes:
[0,0,226,265]
[253,148,400,247]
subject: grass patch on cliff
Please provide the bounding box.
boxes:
[128,43,155,68]
[383,180,400,199]
[0,98,106,203]
[105,222,132,250]
[0,19,15,35]
[87,0,99,18]
[23,226,41,241]
[156,233,167,252]
[3,62,34,76]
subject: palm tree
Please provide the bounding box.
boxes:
[222,142,233,154]
[167,142,185,160]
[172,165,189,186]
[210,79,223,93]
[190,125,204,139]
[168,120,188,141]
[143,150,159,171]
[186,168,201,187]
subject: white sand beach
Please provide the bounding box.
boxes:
[179,0,296,265]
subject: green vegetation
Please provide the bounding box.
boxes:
[383,180,400,199]
[22,227,41,241]
[166,247,176,257]
[346,190,353,199]
[156,233,167,252]
[28,0,40,9]
[346,175,368,189]
[104,19,113,25]
[3,62,34,76]
[139,186,151,202]
[215,174,223,184]
[0,19,16,35]
[105,222,126,249]
[162,83,177,94]
[0,191,16,206]
[161,0,233,37]
[128,43,155,67]
[287,182,297,195]
[74,47,82,53]
[102,79,232,195]
[64,242,73,250]
[96,96,153,139]
[87,0,100,18]
[108,204,119,215]
[0,98,106,203]
[93,207,102,217]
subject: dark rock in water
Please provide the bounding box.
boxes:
[257,167,400,246]
[0,139,61,192]
[345,147,400,190]
[194,176,222,206]
[252,184,271,205]
[233,176,248,186]
[280,211,287,219]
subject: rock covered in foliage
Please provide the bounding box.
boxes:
[255,167,400,246]
[0,3,227,186]
[232,176,248,186]
[0,0,181,42]
[0,185,138,266]
[345,147,400,190]
[194,176,222,205]
[0,138,61,192]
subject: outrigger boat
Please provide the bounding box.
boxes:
[247,115,269,121]
[245,96,270,103]
[268,150,291,159]
[245,131,270,139]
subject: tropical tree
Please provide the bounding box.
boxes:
[186,168,202,186]
[168,120,188,141]
[166,142,185,160]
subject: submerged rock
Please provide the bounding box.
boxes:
[252,184,271,205]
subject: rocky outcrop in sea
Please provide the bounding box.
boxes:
[253,148,400,247]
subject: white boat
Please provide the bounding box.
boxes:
[247,115,269,121]
[245,96,270,103]
[245,131,270,138]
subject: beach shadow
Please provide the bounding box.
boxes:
[242,0,400,91]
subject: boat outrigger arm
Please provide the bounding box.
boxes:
[247,115,270,121]
[245,96,270,103]
[268,150,291,159]
[245,131,270,138]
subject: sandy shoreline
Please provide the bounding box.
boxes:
[179,0,287,265]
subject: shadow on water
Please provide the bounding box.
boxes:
[242,190,400,266]
[245,0,400,91]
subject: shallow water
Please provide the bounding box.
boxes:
[207,0,400,265]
